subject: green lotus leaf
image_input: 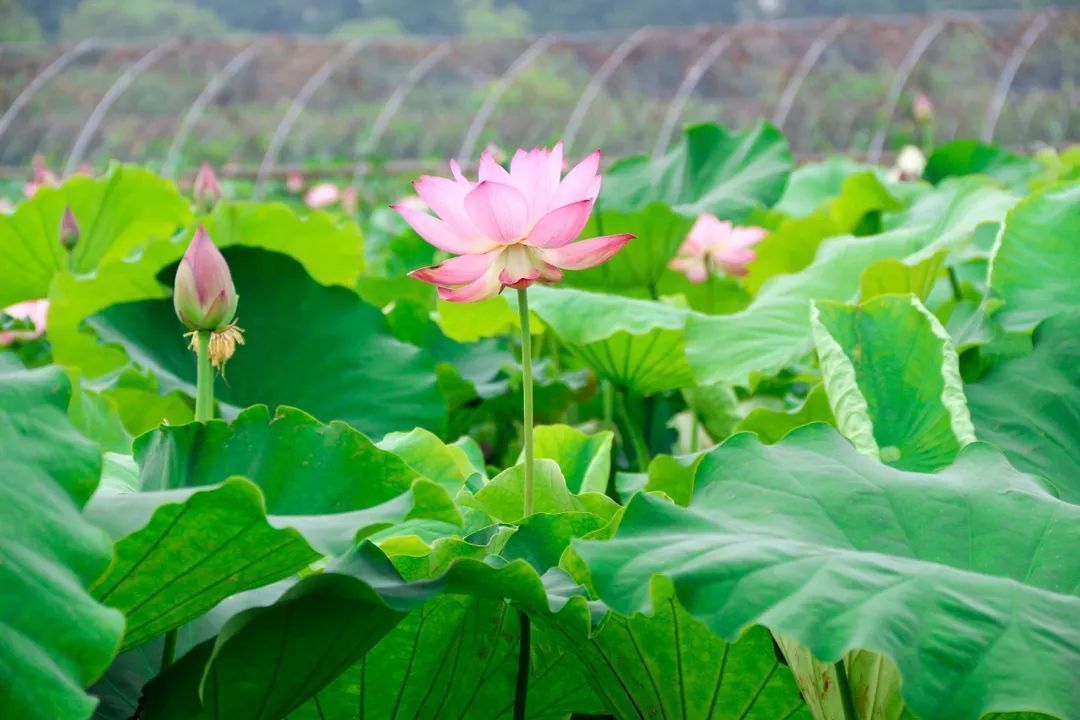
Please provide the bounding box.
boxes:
[924,140,1043,194]
[987,181,1080,330]
[86,479,319,651]
[525,285,695,395]
[773,155,875,218]
[519,423,613,494]
[858,250,947,301]
[378,426,485,490]
[0,365,124,720]
[687,179,1015,386]
[82,247,446,437]
[474,459,619,524]
[0,165,191,308]
[746,171,902,293]
[564,201,694,296]
[967,312,1080,503]
[577,424,1078,720]
[810,295,975,471]
[734,384,835,444]
[603,121,792,219]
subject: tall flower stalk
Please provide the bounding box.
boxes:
[398,143,632,720]
[516,288,535,515]
[162,225,241,670]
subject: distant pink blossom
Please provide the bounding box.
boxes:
[341,186,358,215]
[0,299,49,345]
[75,163,94,176]
[395,143,633,302]
[192,162,222,209]
[286,171,304,194]
[24,154,58,198]
[669,215,767,282]
[913,92,934,124]
[305,182,341,209]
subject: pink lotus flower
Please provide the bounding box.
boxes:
[173,226,238,332]
[0,299,49,345]
[394,144,633,302]
[24,154,58,199]
[305,182,340,209]
[286,171,304,194]
[193,162,221,209]
[668,215,767,282]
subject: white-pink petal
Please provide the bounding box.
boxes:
[414,175,478,239]
[393,204,494,255]
[305,182,340,208]
[552,150,601,207]
[524,199,593,249]
[410,252,498,286]
[499,245,541,286]
[463,181,529,244]
[478,152,512,184]
[539,234,633,271]
[438,260,506,303]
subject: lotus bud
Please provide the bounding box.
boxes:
[913,92,934,125]
[286,171,304,194]
[192,162,222,210]
[342,185,358,215]
[59,206,80,251]
[173,226,238,332]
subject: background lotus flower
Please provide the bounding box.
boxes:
[173,226,238,331]
[0,299,49,345]
[286,171,304,194]
[24,154,58,198]
[888,145,927,183]
[59,206,79,251]
[341,185,358,215]
[913,92,935,124]
[193,162,221,209]
[669,215,767,281]
[394,143,632,302]
[305,182,341,209]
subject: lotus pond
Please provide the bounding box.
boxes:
[1,122,1078,720]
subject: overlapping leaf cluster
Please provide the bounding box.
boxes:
[1,128,1077,720]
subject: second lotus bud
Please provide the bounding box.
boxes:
[59,206,79,252]
[173,225,237,331]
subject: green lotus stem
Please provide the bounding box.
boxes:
[162,330,214,671]
[601,379,614,431]
[835,658,858,720]
[513,611,531,720]
[615,389,650,472]
[517,288,535,517]
[947,266,963,302]
[195,330,214,423]
[160,629,178,673]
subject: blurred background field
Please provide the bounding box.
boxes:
[0,0,1076,192]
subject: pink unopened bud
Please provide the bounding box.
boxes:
[913,92,934,124]
[59,206,79,251]
[305,182,341,209]
[342,185,358,215]
[286,171,304,194]
[173,226,238,331]
[192,162,222,210]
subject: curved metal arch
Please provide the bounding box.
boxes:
[561,27,652,153]
[866,18,950,163]
[457,36,556,164]
[162,39,265,178]
[771,17,850,131]
[352,41,451,185]
[981,12,1052,142]
[652,28,739,159]
[65,39,178,175]
[0,39,100,151]
[254,37,371,198]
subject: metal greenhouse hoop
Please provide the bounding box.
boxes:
[254,37,371,198]
[981,12,1052,143]
[64,39,178,175]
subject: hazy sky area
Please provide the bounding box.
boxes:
[3,0,1062,40]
